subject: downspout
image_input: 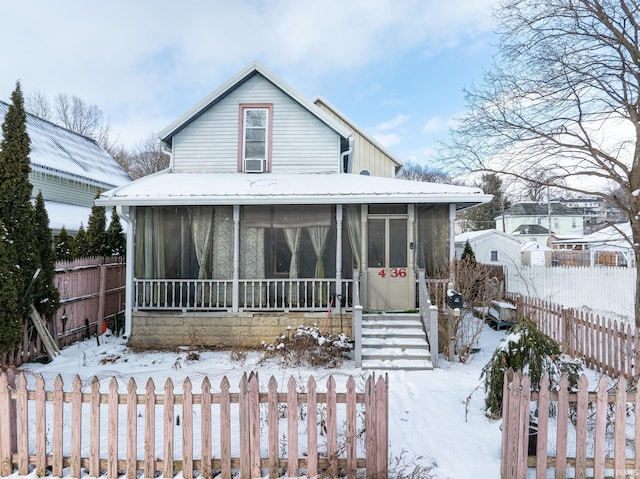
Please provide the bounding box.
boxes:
[116,204,134,339]
[340,136,354,173]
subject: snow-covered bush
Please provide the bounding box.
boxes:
[259,324,352,368]
[481,317,582,418]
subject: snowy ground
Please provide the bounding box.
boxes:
[9,325,509,479]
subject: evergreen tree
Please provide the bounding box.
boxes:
[106,207,125,257]
[464,173,509,231]
[0,81,37,324]
[55,226,72,261]
[0,222,22,352]
[460,240,476,266]
[86,192,108,257]
[32,192,60,318]
[71,224,90,259]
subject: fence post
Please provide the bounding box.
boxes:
[354,305,363,368]
[0,372,16,477]
[98,262,107,332]
[429,305,439,368]
[562,308,571,354]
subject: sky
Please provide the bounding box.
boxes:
[0,0,499,169]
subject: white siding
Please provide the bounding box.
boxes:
[30,171,100,207]
[172,75,341,173]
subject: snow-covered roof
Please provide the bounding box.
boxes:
[0,101,131,189]
[552,222,632,248]
[159,62,351,145]
[455,229,521,245]
[45,200,90,233]
[521,241,552,252]
[97,171,491,209]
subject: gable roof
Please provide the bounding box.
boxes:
[512,224,551,235]
[504,202,583,216]
[159,62,351,145]
[313,96,402,168]
[455,229,521,245]
[0,101,131,189]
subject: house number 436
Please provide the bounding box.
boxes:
[378,268,407,278]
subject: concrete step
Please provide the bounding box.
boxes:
[359,312,433,370]
[362,357,434,371]
[362,347,431,361]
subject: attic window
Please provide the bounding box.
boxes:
[239,104,272,173]
[491,250,498,261]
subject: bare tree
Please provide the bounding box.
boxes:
[120,132,170,179]
[396,162,453,183]
[24,90,52,121]
[442,0,640,326]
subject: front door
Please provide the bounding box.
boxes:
[367,216,413,310]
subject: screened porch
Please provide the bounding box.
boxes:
[131,203,450,313]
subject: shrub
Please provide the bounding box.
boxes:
[481,317,582,418]
[259,325,352,368]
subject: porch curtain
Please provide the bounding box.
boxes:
[135,208,165,279]
[283,227,301,305]
[308,225,329,305]
[345,205,362,270]
[190,206,214,279]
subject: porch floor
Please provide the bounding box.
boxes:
[361,313,433,370]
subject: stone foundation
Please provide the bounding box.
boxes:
[128,311,353,349]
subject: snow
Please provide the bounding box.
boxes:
[96,172,490,207]
[10,325,509,479]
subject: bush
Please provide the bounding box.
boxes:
[481,317,582,418]
[259,325,352,368]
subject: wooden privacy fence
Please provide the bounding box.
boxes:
[54,256,126,346]
[0,371,388,479]
[507,293,640,380]
[1,257,126,368]
[502,370,640,479]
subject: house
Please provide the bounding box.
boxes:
[454,229,522,268]
[0,101,131,236]
[497,201,585,245]
[96,61,491,349]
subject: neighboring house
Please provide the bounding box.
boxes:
[454,229,522,268]
[497,202,585,244]
[313,97,401,177]
[97,61,491,348]
[550,222,635,267]
[0,101,131,236]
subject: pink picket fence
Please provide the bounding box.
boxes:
[0,370,388,479]
[502,370,640,478]
[507,293,640,379]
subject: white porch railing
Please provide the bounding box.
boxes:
[134,278,354,312]
[418,270,440,368]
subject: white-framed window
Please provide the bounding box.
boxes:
[491,250,498,262]
[238,104,272,173]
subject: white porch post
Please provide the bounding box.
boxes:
[449,204,456,264]
[233,205,240,312]
[336,204,343,300]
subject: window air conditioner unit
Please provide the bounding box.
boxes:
[244,158,265,173]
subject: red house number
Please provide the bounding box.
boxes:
[378,268,407,278]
